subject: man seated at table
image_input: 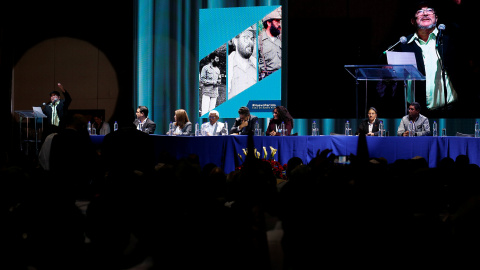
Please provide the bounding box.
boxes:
[201,110,225,136]
[230,106,258,135]
[397,102,430,136]
[134,106,156,134]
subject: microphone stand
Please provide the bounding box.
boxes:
[437,35,448,110]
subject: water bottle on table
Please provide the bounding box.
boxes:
[408,121,414,137]
[254,122,261,136]
[312,121,318,136]
[195,122,200,136]
[345,121,351,136]
[378,120,384,137]
[222,122,229,135]
[168,122,173,136]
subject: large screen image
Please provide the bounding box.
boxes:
[199,5,282,119]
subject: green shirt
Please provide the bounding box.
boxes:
[408,27,457,109]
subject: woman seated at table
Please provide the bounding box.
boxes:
[173,109,193,136]
[356,107,380,136]
[266,106,294,136]
[92,114,110,135]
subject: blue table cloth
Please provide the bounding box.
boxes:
[90,135,480,174]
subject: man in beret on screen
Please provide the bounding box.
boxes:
[258,6,282,81]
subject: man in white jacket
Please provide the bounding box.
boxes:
[201,110,225,136]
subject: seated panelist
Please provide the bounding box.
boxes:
[173,109,193,136]
[231,106,258,135]
[356,107,380,136]
[201,110,225,136]
[397,102,430,137]
[133,106,156,134]
[266,106,293,136]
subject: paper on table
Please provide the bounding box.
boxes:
[33,107,47,118]
[386,51,417,69]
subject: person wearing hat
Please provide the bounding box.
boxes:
[200,52,222,116]
[42,82,72,140]
[259,6,282,81]
[227,25,257,100]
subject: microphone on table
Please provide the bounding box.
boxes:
[436,24,445,48]
[383,36,407,54]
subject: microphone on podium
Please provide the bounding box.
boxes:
[383,36,407,54]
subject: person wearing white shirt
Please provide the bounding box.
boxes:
[228,26,257,100]
[356,107,380,136]
[201,110,225,136]
[92,115,111,135]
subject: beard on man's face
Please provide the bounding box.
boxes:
[418,22,436,30]
[238,40,254,59]
[269,23,281,37]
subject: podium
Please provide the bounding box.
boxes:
[15,108,47,155]
[344,65,425,118]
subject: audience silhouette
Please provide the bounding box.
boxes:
[3,129,480,269]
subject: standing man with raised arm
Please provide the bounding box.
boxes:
[42,82,72,140]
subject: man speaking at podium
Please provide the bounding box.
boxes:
[389,1,474,117]
[42,83,72,139]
